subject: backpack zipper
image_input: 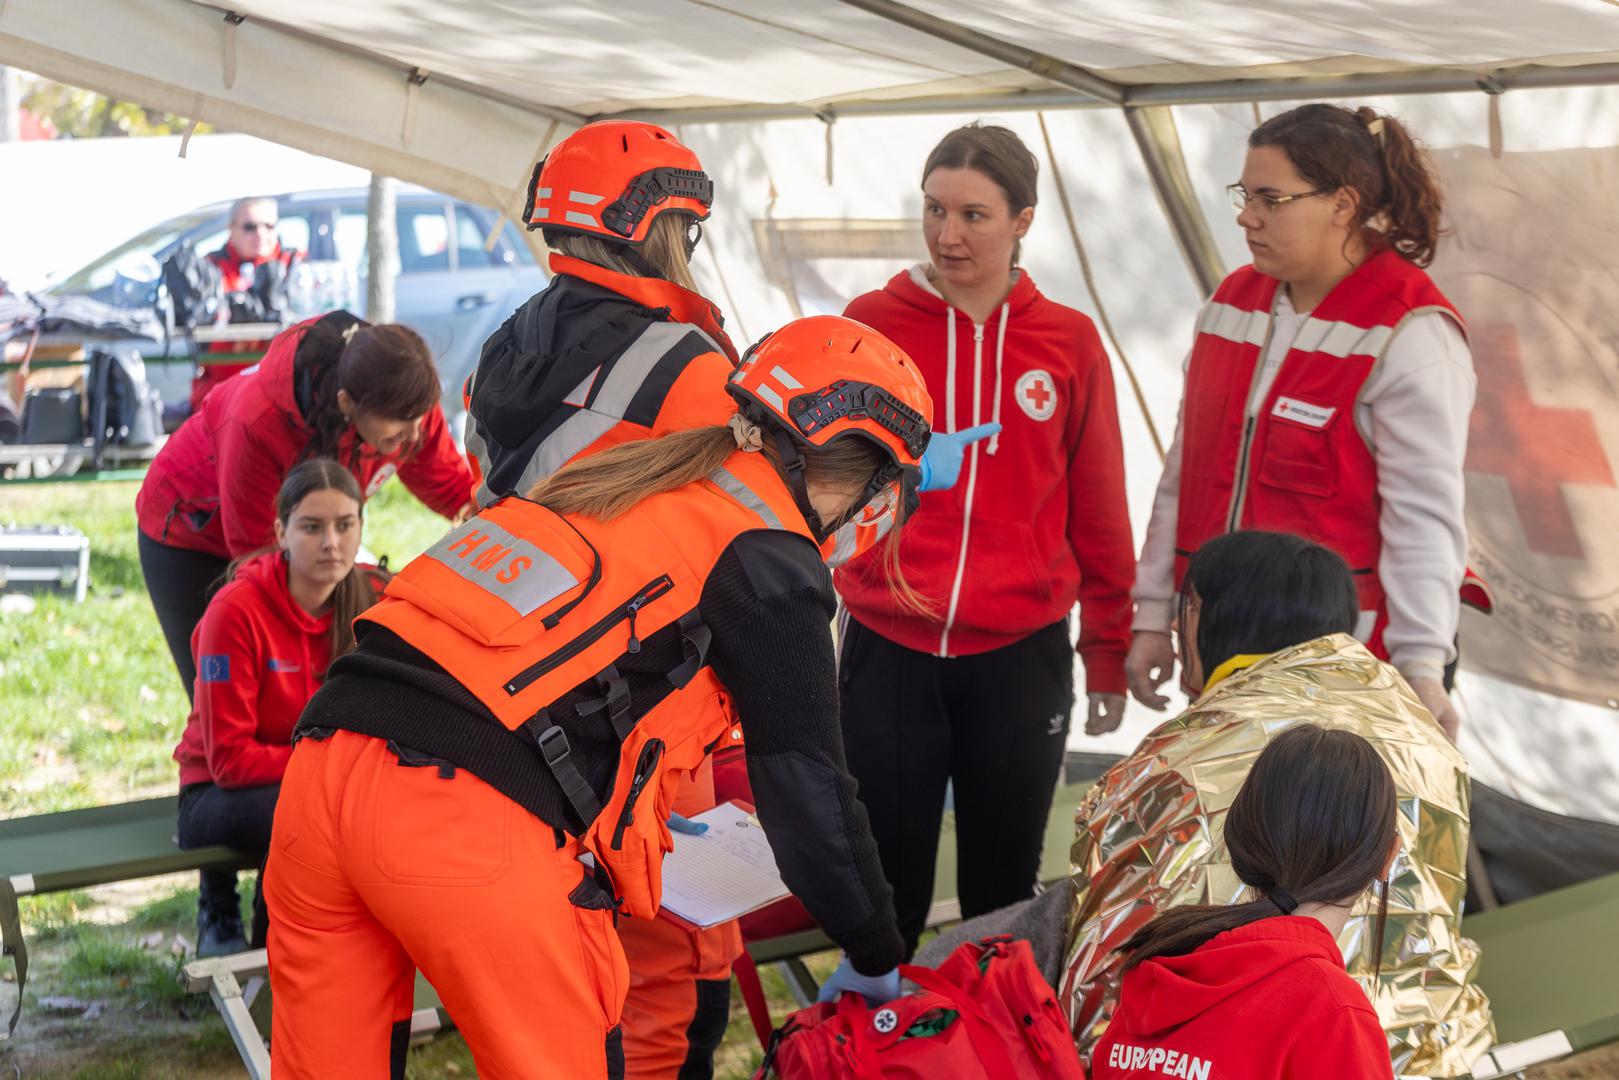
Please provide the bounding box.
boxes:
[504,575,674,695]
[610,738,665,850]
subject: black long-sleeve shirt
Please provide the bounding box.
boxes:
[300,529,904,975]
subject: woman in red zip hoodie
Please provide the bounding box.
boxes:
[137,310,474,702]
[837,123,1135,957]
[1093,723,1398,1080]
[174,460,387,957]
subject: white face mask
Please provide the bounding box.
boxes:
[819,481,900,568]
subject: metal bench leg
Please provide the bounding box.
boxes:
[208,970,273,1080]
[776,958,818,1009]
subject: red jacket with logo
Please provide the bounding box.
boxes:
[190,242,299,411]
[137,315,474,559]
[174,552,351,788]
[835,268,1134,693]
[1092,917,1394,1080]
[1174,251,1462,657]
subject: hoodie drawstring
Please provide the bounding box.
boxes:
[988,301,1010,455]
[944,307,958,433]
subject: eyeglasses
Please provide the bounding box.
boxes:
[1227,183,1330,213]
[237,220,279,232]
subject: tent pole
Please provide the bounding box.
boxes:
[610,61,1619,127]
[832,0,1125,104]
[1122,106,1226,298]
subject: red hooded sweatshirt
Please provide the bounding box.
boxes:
[835,266,1134,693]
[173,552,340,788]
[1093,917,1394,1080]
[137,316,474,559]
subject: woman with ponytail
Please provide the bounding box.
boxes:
[173,460,388,957]
[1092,723,1398,1079]
[137,310,475,702]
[1123,104,1475,740]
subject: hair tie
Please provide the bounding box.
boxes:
[341,322,360,345]
[727,413,764,453]
[1269,887,1299,915]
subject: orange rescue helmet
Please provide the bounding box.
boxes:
[524,121,713,247]
[727,315,933,541]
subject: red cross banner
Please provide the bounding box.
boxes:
[1430,146,1619,707]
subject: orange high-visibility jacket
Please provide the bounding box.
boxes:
[360,448,812,919]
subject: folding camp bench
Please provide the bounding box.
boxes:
[1464,871,1619,1078]
[0,795,255,1038]
[180,949,452,1080]
[734,779,1093,1039]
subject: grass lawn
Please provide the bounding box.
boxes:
[3,477,1613,1078]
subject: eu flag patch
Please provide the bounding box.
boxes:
[199,654,231,683]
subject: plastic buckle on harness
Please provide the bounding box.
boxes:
[529,718,603,828]
[575,667,636,742]
[667,611,712,690]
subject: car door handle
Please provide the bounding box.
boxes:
[455,292,497,311]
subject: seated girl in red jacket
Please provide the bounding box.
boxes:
[1093,723,1399,1080]
[138,311,474,705]
[173,459,386,956]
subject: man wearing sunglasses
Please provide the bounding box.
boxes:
[190,196,302,412]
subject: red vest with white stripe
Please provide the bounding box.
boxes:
[1174,249,1464,657]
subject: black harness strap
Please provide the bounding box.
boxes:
[527,711,603,827]
[667,611,712,690]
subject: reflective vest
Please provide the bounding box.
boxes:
[1174,249,1465,656]
[360,448,813,918]
[464,253,739,508]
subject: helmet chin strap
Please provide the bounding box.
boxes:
[769,427,896,544]
[772,427,830,543]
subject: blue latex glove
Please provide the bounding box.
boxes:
[667,811,708,835]
[815,956,902,1006]
[918,423,1001,493]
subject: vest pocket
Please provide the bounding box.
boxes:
[1254,408,1339,498]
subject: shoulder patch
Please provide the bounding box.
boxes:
[199,655,231,683]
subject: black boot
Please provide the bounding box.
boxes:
[196,871,249,958]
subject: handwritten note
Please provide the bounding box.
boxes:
[659,802,791,928]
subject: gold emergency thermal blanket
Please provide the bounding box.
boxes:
[1061,634,1493,1077]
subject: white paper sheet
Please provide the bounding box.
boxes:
[658,802,790,929]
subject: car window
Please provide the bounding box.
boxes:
[50,209,222,294]
[453,206,502,269]
[503,221,538,265]
[399,205,451,273]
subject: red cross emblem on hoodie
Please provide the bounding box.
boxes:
[1016,369,1057,421]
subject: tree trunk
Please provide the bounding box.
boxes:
[365,174,398,323]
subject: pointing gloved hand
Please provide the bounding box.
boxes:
[666,812,709,835]
[918,423,1001,493]
[815,956,902,1006]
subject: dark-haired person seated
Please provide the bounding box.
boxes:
[1093,724,1398,1080]
[173,461,385,956]
[1063,531,1490,1076]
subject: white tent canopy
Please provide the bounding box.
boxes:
[4,0,1619,249]
[4,0,1619,833]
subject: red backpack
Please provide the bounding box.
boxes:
[755,936,1087,1080]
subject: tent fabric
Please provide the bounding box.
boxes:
[4,0,1619,228]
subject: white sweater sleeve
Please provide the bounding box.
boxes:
[1363,312,1475,681]
[1132,362,1190,636]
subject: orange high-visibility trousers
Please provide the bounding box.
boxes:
[618,755,743,1079]
[265,730,629,1079]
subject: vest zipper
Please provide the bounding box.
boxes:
[504,575,674,695]
[1225,299,1281,532]
[610,738,665,850]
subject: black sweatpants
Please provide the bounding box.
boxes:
[177,780,280,946]
[138,532,230,703]
[838,617,1075,959]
